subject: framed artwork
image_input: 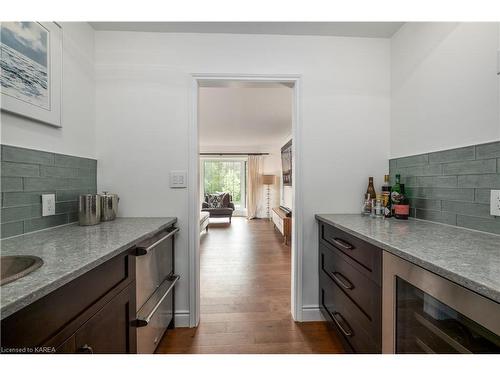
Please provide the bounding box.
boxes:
[281,139,292,186]
[0,22,62,127]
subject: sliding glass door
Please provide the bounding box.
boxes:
[202,159,247,210]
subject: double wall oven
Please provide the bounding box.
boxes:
[135,226,179,354]
[382,252,500,354]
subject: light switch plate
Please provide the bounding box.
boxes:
[42,194,56,216]
[491,190,500,216]
[170,170,187,188]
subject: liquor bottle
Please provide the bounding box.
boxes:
[391,174,402,214]
[361,193,372,216]
[381,174,392,218]
[373,194,384,218]
[366,177,376,200]
[393,184,410,220]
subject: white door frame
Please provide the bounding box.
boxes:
[188,73,303,327]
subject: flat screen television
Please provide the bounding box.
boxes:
[281,139,292,186]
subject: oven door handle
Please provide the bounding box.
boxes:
[136,274,180,327]
[135,227,179,256]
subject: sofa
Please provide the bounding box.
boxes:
[200,211,210,233]
[202,193,235,223]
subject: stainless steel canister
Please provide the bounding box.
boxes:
[79,194,101,226]
[100,191,119,221]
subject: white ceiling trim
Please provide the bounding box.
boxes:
[89,22,404,38]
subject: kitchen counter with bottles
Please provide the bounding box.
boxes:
[315,214,500,303]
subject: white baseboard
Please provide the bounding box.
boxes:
[175,308,322,326]
[174,310,191,327]
[301,305,324,322]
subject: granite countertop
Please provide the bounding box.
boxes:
[316,214,500,303]
[0,217,177,319]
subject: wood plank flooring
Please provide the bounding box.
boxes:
[156,217,343,354]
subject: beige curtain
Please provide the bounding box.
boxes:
[247,155,263,219]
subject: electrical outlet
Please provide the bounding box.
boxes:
[491,190,500,216]
[42,194,56,216]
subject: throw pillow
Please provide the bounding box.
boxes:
[207,193,224,208]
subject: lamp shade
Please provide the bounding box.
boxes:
[262,175,275,185]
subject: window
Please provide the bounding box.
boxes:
[203,159,247,209]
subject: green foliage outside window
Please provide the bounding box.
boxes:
[203,160,245,207]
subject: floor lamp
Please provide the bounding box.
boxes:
[262,175,276,220]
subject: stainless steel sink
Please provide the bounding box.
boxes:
[1,255,43,286]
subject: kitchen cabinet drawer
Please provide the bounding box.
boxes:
[320,222,381,280]
[136,274,178,354]
[320,243,381,327]
[135,228,175,310]
[55,335,76,353]
[320,272,380,353]
[75,283,136,354]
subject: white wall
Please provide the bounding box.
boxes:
[1,22,96,158]
[95,31,390,321]
[391,23,500,158]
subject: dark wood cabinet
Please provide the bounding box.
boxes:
[318,220,382,353]
[74,283,136,354]
[1,248,137,353]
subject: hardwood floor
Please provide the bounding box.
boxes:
[156,217,344,354]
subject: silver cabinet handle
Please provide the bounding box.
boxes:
[330,237,354,251]
[330,271,354,290]
[332,312,353,337]
[136,274,179,327]
[135,227,179,256]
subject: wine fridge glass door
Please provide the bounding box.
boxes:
[395,277,500,353]
[382,251,500,354]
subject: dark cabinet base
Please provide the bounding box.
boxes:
[74,283,136,354]
[318,219,382,353]
[1,250,136,353]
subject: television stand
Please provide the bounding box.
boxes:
[272,207,292,246]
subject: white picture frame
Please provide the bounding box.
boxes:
[0,22,62,128]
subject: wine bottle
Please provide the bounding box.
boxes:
[366,177,376,200]
[394,184,410,220]
[381,174,392,218]
[391,174,402,215]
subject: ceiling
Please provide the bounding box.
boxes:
[89,22,404,38]
[199,85,292,150]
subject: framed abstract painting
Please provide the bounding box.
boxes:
[0,22,62,127]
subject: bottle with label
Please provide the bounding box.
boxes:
[391,174,402,214]
[361,193,372,216]
[366,177,376,200]
[373,194,384,218]
[381,174,392,218]
[393,184,410,220]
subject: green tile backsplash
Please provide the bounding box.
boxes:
[390,141,500,235]
[0,145,97,238]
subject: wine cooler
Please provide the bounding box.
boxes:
[382,252,500,354]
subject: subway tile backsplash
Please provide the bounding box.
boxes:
[1,145,97,238]
[390,141,500,235]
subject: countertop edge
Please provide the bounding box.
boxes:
[0,217,177,319]
[315,214,500,304]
